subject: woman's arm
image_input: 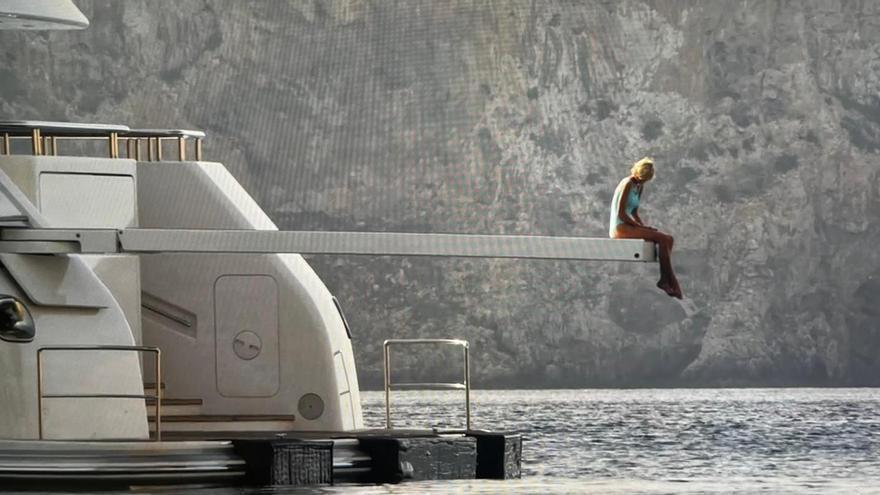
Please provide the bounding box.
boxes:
[632,208,645,226]
[631,186,656,230]
[616,180,642,227]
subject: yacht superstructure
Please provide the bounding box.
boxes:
[0,122,365,441]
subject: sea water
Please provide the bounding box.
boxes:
[347,388,880,494]
[20,388,880,494]
[223,388,880,493]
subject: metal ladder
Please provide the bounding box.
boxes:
[36,345,162,440]
[383,338,471,431]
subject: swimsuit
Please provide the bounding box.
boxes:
[609,177,640,237]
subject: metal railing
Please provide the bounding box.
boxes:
[121,129,205,161]
[0,121,205,161]
[0,121,129,158]
[383,338,471,431]
[37,345,162,441]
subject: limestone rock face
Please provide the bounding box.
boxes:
[2,1,879,387]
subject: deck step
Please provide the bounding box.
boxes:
[148,415,297,433]
[145,398,202,405]
[142,383,165,397]
[145,398,203,416]
[151,414,296,422]
[332,438,373,482]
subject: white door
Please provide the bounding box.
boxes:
[214,275,280,397]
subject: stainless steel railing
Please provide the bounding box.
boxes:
[383,338,470,431]
[121,129,205,161]
[0,121,129,158]
[36,345,162,441]
[0,121,205,161]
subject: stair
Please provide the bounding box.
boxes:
[149,415,297,433]
[142,382,165,393]
[142,382,203,418]
[145,397,202,416]
[144,382,297,434]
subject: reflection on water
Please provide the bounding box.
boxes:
[18,389,880,494]
[218,477,866,494]
[357,388,880,493]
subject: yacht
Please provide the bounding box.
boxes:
[0,0,655,487]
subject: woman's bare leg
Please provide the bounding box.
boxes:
[660,241,682,298]
[657,234,680,295]
[613,224,682,298]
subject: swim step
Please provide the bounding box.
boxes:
[0,431,522,487]
[330,438,372,482]
[0,439,245,486]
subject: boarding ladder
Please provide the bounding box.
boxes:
[36,345,163,440]
[383,339,471,431]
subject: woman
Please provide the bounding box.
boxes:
[609,157,682,299]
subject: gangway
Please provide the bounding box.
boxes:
[0,227,656,261]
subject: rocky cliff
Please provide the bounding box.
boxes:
[2,0,879,388]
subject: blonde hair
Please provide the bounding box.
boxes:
[631,157,654,181]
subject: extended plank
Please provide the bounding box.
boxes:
[0,228,656,262]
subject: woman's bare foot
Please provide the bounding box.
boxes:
[657,280,678,297]
[657,280,683,299]
[670,278,683,299]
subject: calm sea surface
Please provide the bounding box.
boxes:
[20,388,880,494]
[303,389,880,494]
[348,388,880,494]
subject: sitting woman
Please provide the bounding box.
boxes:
[609,157,682,299]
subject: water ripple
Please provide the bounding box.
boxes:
[33,389,879,494]
[366,388,880,491]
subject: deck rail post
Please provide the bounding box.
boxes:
[108,131,119,158]
[30,128,41,155]
[384,343,391,428]
[177,136,186,161]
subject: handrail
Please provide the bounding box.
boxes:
[36,345,162,441]
[0,121,131,136]
[121,129,205,161]
[0,121,205,161]
[0,120,129,157]
[383,339,470,430]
